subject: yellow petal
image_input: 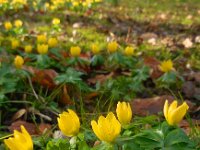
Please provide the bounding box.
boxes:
[163,100,169,122]
[170,102,189,125]
[68,109,80,130]
[91,120,104,141]
[4,138,20,150]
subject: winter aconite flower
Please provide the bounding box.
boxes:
[124,46,134,56]
[37,44,48,54]
[24,45,32,53]
[4,21,12,30]
[164,100,189,126]
[70,46,81,57]
[4,125,33,150]
[57,109,80,137]
[11,39,20,49]
[14,55,24,69]
[14,19,23,28]
[107,41,118,53]
[116,101,132,126]
[48,37,58,48]
[37,34,47,43]
[159,60,174,73]
[52,18,60,25]
[91,44,100,54]
[91,112,121,143]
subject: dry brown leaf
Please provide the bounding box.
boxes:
[87,72,114,84]
[144,57,162,79]
[38,123,52,135]
[9,120,37,135]
[11,109,27,121]
[60,85,74,105]
[24,66,58,89]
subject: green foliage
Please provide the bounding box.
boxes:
[132,122,197,150]
[46,139,70,150]
[0,64,19,104]
[156,72,184,89]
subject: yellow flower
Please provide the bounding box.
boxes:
[164,100,189,126]
[11,0,27,5]
[116,101,132,126]
[91,44,100,54]
[107,41,118,53]
[11,39,20,49]
[4,125,33,150]
[52,18,60,25]
[37,34,47,43]
[14,19,23,28]
[37,44,48,54]
[0,0,8,4]
[57,109,80,137]
[48,38,58,48]
[159,60,174,73]
[24,45,32,53]
[14,55,24,69]
[4,21,12,30]
[70,46,81,57]
[124,46,134,56]
[91,112,121,143]
[44,2,50,9]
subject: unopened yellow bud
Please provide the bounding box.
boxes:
[37,44,48,54]
[4,21,12,30]
[14,55,24,69]
[91,44,100,54]
[107,41,118,53]
[70,46,81,57]
[14,19,23,28]
[124,46,134,56]
[48,38,58,48]
[24,45,32,53]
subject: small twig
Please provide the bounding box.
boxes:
[27,75,39,100]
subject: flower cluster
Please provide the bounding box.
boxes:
[4,100,189,149]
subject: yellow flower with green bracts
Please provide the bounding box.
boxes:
[14,19,23,28]
[57,109,80,137]
[70,46,81,57]
[91,44,100,54]
[24,45,32,53]
[4,125,33,150]
[14,55,24,69]
[4,21,12,30]
[48,37,58,48]
[52,18,60,25]
[164,100,189,126]
[159,60,174,73]
[37,44,48,54]
[91,112,121,143]
[124,46,134,56]
[116,101,132,126]
[37,34,47,43]
[11,39,20,49]
[107,41,118,53]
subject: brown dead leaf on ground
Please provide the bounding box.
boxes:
[84,92,99,103]
[38,123,52,135]
[179,119,200,135]
[9,120,37,135]
[59,85,74,105]
[144,57,163,79]
[24,66,58,89]
[87,72,114,85]
[9,120,52,135]
[131,95,195,116]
